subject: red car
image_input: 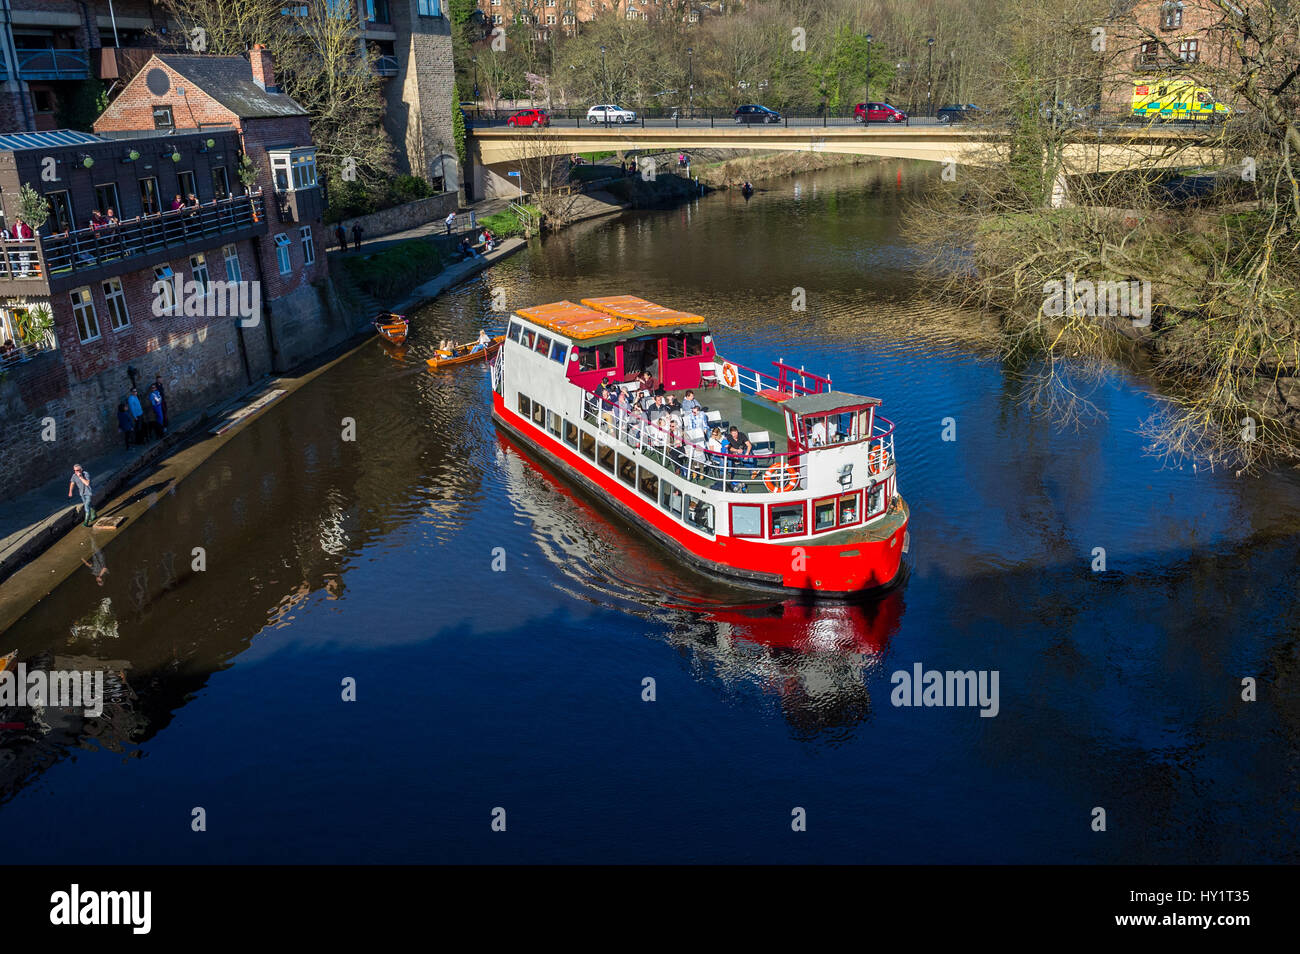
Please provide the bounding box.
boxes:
[507,109,550,127]
[855,102,907,123]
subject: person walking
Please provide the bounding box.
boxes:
[68,464,96,527]
[127,387,146,443]
[351,223,364,252]
[335,223,347,251]
[116,402,134,449]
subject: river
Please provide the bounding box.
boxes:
[2,163,1298,863]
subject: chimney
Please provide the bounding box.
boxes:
[249,44,276,93]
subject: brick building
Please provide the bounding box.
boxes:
[1102,0,1235,114]
[0,48,350,494]
[0,1,459,191]
[477,0,715,39]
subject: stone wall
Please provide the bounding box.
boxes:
[330,191,459,239]
[386,3,459,192]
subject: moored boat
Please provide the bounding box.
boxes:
[0,649,15,673]
[488,295,910,597]
[374,312,409,345]
[426,335,504,370]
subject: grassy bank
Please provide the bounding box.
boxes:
[339,241,444,301]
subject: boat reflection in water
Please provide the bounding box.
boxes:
[496,433,905,733]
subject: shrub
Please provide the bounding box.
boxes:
[339,240,443,301]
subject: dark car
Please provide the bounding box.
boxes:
[855,102,907,123]
[936,104,980,123]
[507,108,550,127]
[734,104,781,124]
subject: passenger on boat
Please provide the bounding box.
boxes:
[680,391,701,415]
[471,330,490,353]
[647,394,667,424]
[810,418,827,446]
[684,406,707,437]
[727,425,754,492]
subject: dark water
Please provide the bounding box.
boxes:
[3,164,1298,863]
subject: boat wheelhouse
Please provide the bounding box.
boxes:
[489,295,910,596]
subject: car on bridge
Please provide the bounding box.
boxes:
[507,108,550,127]
[587,104,637,124]
[936,104,980,123]
[855,102,907,123]
[734,104,782,124]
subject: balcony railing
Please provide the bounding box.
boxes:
[0,192,266,285]
[374,55,399,76]
[15,48,89,80]
[0,337,58,369]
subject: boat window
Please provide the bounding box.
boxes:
[730,503,764,538]
[638,467,658,501]
[596,342,617,370]
[520,327,535,349]
[531,401,546,428]
[508,321,522,343]
[547,409,562,438]
[838,491,861,526]
[814,498,837,531]
[770,502,805,538]
[685,332,704,356]
[660,480,683,518]
[549,340,568,364]
[563,420,579,448]
[665,334,685,360]
[834,411,857,442]
[866,480,887,518]
[597,443,616,473]
[685,496,714,535]
[579,429,596,459]
[616,453,636,487]
[535,333,551,355]
[577,346,598,372]
[517,393,531,417]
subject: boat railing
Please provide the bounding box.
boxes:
[719,357,831,397]
[582,390,808,495]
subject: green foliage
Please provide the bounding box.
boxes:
[17,303,54,345]
[55,80,108,131]
[391,174,434,203]
[453,103,467,167]
[325,174,438,223]
[339,240,444,301]
[236,154,258,189]
[18,183,49,229]
[479,207,537,238]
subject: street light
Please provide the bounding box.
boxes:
[600,45,607,104]
[687,47,694,119]
[864,34,874,105]
[926,38,934,115]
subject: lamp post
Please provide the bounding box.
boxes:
[600,45,607,104]
[926,37,934,115]
[687,47,694,119]
[472,56,479,115]
[864,34,874,105]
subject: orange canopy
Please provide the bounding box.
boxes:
[515,300,635,340]
[580,295,707,329]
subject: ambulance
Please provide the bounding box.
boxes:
[1132,80,1230,122]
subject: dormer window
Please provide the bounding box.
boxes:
[268,147,318,191]
[1160,1,1183,29]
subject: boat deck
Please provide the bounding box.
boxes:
[661,385,792,454]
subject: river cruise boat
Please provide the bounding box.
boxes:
[489,296,910,596]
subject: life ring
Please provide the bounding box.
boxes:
[721,362,738,388]
[867,446,888,475]
[763,462,799,493]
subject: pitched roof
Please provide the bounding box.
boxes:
[154,54,308,119]
[783,390,881,414]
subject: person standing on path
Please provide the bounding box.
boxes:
[444,211,456,235]
[116,402,134,449]
[68,465,95,527]
[127,387,146,444]
[335,223,347,251]
[351,223,364,252]
[148,383,166,438]
[153,374,168,429]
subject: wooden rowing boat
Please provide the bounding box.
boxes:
[0,650,15,673]
[374,312,409,345]
[426,335,505,369]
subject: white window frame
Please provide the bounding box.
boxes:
[153,264,176,315]
[223,244,242,284]
[300,226,315,266]
[274,233,292,274]
[70,287,101,343]
[190,252,210,293]
[102,277,131,331]
[267,147,318,192]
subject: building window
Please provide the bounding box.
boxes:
[153,264,176,314]
[212,166,231,200]
[417,0,441,15]
[102,277,130,331]
[178,170,197,201]
[190,253,210,292]
[366,0,391,22]
[268,149,317,192]
[299,226,315,266]
[1178,39,1198,62]
[1160,1,1183,29]
[94,183,121,218]
[45,190,73,233]
[274,233,292,274]
[70,287,100,342]
[153,105,174,130]
[139,176,161,215]
[223,244,242,283]
[546,13,556,24]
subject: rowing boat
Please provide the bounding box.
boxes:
[426,335,504,369]
[374,312,409,345]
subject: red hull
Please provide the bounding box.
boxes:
[492,392,908,596]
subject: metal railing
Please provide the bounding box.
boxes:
[469,106,933,130]
[0,337,57,367]
[374,55,399,76]
[0,193,266,283]
[718,356,830,397]
[15,48,89,80]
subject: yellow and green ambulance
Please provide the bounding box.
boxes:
[1132,80,1230,122]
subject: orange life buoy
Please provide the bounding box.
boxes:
[763,462,799,493]
[867,446,888,475]
[721,362,738,388]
